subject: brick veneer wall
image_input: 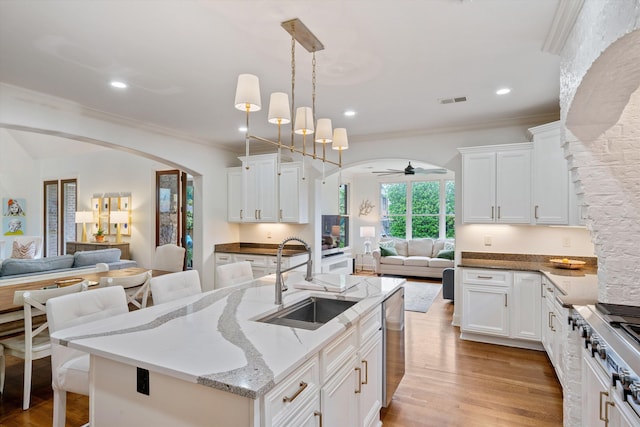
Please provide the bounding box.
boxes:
[559,2,640,426]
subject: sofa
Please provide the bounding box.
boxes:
[372,238,455,279]
[0,248,136,285]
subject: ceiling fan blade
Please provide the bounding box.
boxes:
[414,167,447,174]
[372,169,403,174]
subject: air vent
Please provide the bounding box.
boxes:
[438,96,467,105]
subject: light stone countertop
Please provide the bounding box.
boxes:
[51,272,404,399]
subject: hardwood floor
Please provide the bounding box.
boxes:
[0,277,562,426]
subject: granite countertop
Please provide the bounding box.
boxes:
[215,242,308,257]
[459,252,598,307]
[51,272,404,399]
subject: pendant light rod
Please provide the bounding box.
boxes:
[248,134,341,168]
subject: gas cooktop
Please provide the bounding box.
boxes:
[596,302,640,325]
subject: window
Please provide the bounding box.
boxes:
[44,178,77,256]
[380,179,454,239]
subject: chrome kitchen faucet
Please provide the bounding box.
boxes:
[275,237,313,305]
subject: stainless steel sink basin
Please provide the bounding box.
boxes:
[257,297,359,330]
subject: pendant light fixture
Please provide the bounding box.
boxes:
[233,18,348,175]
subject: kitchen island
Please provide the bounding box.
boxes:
[51,272,404,426]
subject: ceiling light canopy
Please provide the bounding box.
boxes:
[234,18,348,179]
[496,88,511,95]
[110,81,128,89]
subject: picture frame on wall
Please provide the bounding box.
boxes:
[3,198,26,217]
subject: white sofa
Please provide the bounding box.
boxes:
[372,238,454,279]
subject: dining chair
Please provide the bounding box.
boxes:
[0,280,87,410]
[149,270,202,305]
[216,261,254,289]
[98,270,152,309]
[46,286,128,427]
[152,244,186,272]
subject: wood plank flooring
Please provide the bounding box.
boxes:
[0,277,562,426]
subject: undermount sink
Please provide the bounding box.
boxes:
[257,297,359,330]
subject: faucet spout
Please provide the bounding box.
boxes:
[275,237,313,305]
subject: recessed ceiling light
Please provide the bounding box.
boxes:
[238,126,248,132]
[344,110,356,117]
[110,81,128,89]
[496,88,511,95]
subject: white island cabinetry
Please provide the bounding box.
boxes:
[52,274,403,427]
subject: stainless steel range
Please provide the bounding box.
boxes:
[573,304,640,426]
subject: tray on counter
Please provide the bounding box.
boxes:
[549,259,586,269]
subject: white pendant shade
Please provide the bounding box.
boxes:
[109,211,129,224]
[332,128,348,150]
[294,106,314,135]
[268,92,291,124]
[234,74,262,112]
[315,118,333,143]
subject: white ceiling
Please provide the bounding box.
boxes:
[0,0,562,162]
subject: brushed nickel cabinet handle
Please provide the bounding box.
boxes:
[491,206,494,219]
[504,294,507,307]
[477,275,493,279]
[497,206,501,219]
[240,209,243,220]
[282,381,308,403]
[534,205,539,219]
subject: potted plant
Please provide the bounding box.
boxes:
[94,227,105,242]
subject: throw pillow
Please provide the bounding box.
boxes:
[444,241,455,251]
[380,246,398,257]
[379,240,396,249]
[436,249,454,260]
[11,240,36,259]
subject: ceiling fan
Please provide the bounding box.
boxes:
[372,162,447,176]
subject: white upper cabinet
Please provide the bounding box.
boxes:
[460,143,532,224]
[530,121,569,225]
[279,162,309,223]
[227,154,309,224]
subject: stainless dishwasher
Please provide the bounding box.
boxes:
[382,286,405,407]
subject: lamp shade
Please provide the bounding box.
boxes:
[75,211,93,223]
[267,92,291,124]
[294,106,314,135]
[315,118,333,143]
[360,226,376,238]
[109,211,129,224]
[330,225,341,236]
[234,74,262,112]
[331,128,349,150]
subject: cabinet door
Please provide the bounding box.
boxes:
[462,151,496,223]
[254,157,278,222]
[358,333,382,427]
[321,355,359,427]
[279,164,308,223]
[227,168,244,222]
[532,123,568,224]
[581,354,610,427]
[462,284,510,336]
[511,272,541,341]
[496,149,531,223]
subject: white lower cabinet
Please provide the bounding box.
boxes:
[214,252,309,285]
[265,305,383,427]
[541,277,565,384]
[461,269,542,345]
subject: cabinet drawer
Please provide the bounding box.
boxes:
[264,355,320,427]
[214,253,234,264]
[462,269,511,286]
[359,305,382,346]
[234,254,268,266]
[320,327,358,382]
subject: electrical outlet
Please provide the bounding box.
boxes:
[267,231,272,239]
[484,236,492,246]
[137,367,150,395]
[562,237,571,247]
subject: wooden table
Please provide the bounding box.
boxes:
[0,268,170,336]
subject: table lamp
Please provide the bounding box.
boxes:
[360,226,376,254]
[110,211,129,243]
[75,211,94,242]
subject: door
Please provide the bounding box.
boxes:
[43,179,77,256]
[359,333,382,427]
[461,151,495,223]
[496,149,531,223]
[156,170,187,255]
[511,272,542,340]
[462,284,510,336]
[581,354,609,427]
[321,356,359,427]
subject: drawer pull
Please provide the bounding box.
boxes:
[504,294,507,307]
[497,206,501,219]
[282,381,307,403]
[477,275,493,280]
[534,205,539,219]
[599,391,609,422]
[355,367,362,394]
[314,411,323,427]
[491,206,494,219]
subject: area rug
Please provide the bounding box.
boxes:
[404,281,442,313]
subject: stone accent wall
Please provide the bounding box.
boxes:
[560,2,640,426]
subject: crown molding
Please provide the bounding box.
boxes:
[542,0,585,55]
